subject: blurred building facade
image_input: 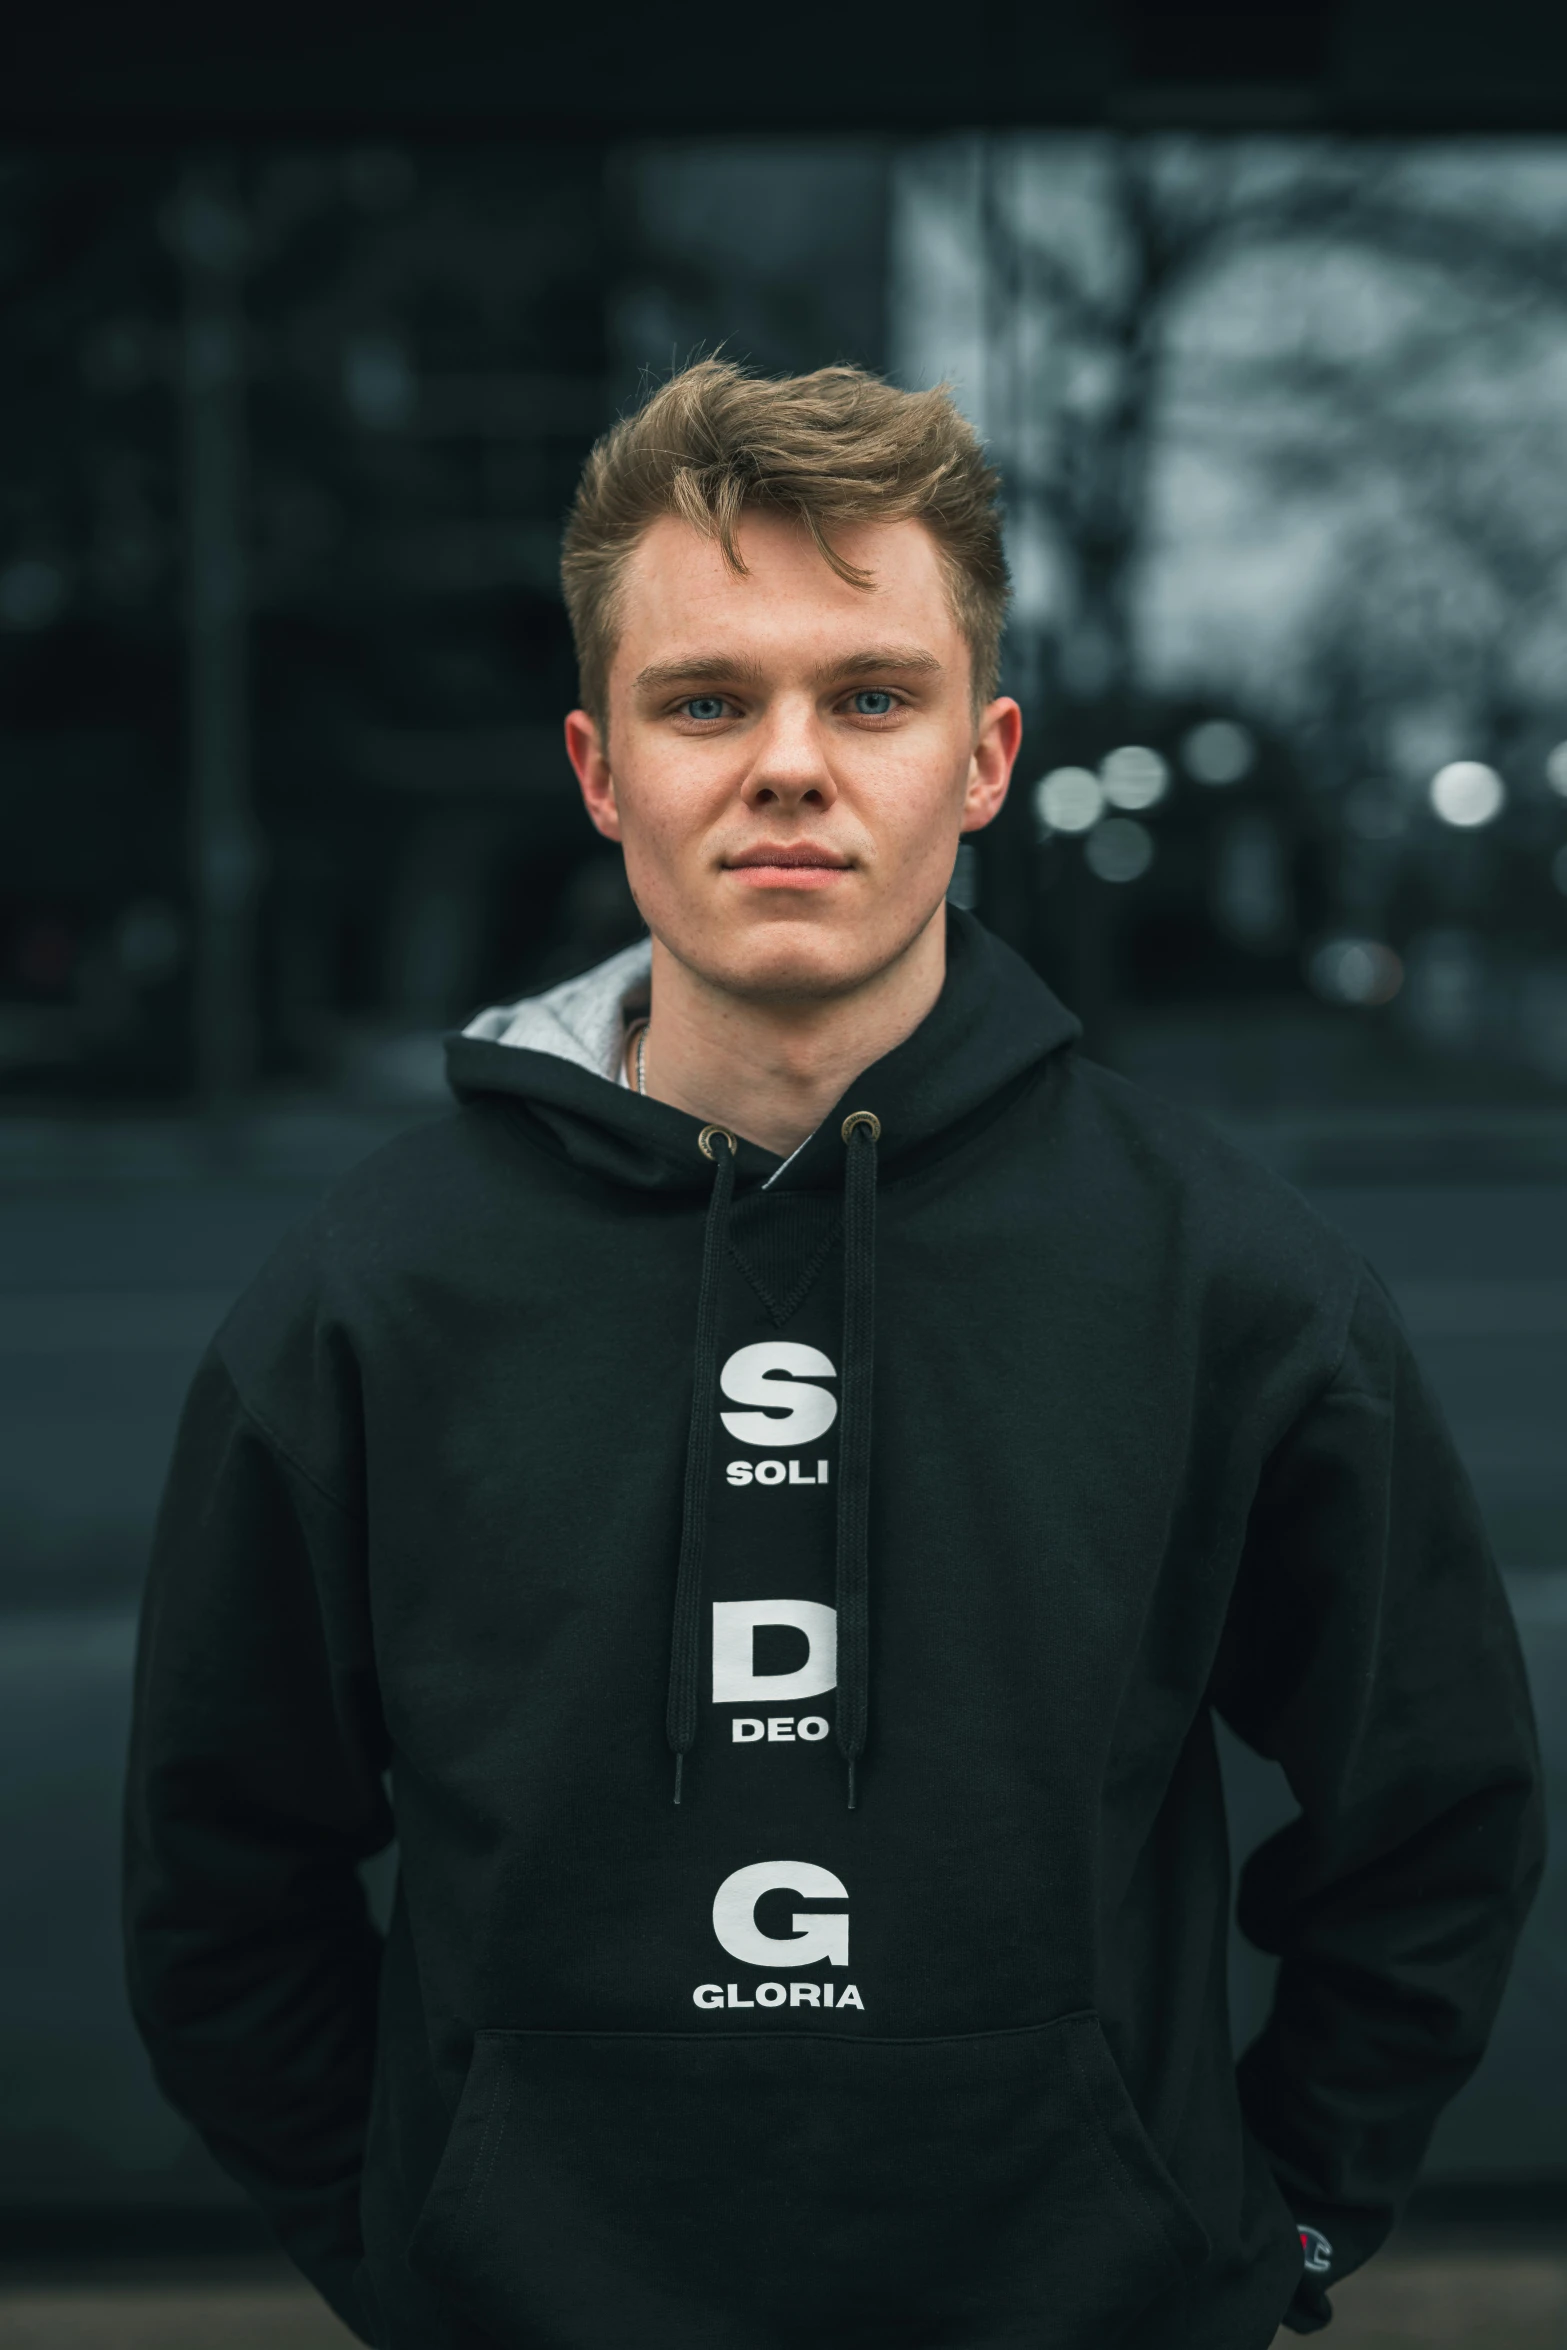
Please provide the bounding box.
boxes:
[0,141,889,1112]
[8,138,1567,1116]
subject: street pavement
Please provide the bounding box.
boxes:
[0,2240,1562,2347]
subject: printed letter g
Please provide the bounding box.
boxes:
[711,1860,849,1969]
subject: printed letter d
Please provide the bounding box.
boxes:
[712,1600,837,1704]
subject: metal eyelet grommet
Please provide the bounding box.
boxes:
[698,1125,737,1161]
[840,1110,882,1144]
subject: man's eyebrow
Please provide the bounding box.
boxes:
[816,646,943,683]
[632,655,768,694]
[632,646,944,695]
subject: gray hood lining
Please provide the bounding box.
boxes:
[463,939,653,1084]
[463,937,807,1178]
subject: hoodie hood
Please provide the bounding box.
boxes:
[443,907,1081,1194]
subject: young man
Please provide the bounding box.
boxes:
[126,361,1543,2349]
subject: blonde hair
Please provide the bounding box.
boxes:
[561,358,1009,724]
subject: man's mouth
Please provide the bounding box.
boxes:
[723,843,854,888]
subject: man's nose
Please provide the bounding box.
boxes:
[741,700,837,814]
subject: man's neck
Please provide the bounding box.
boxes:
[636,913,947,1158]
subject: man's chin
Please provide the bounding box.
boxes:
[667,925,897,1008]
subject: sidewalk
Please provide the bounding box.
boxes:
[0,2241,1563,2348]
[0,2259,356,2348]
[1324,2238,1567,2347]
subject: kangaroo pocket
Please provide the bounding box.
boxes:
[408,2013,1210,2350]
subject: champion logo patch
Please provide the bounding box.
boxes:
[1297,2224,1334,2276]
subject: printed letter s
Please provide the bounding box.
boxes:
[719,1344,837,1447]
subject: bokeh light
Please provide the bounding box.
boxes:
[1430,761,1505,828]
[1545,742,1567,798]
[1100,745,1169,811]
[0,558,67,630]
[1181,719,1254,786]
[1033,766,1104,836]
[1084,817,1155,883]
[1307,936,1405,1006]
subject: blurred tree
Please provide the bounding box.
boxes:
[893,135,1567,1085]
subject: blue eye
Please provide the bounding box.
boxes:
[851,689,896,716]
[682,696,727,722]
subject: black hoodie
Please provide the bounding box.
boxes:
[124,911,1544,2350]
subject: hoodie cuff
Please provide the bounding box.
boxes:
[1280,2219,1336,2332]
[1280,2275,1333,2332]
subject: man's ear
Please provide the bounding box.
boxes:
[565,710,621,842]
[960,696,1022,835]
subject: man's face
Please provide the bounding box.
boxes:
[565,511,1020,1003]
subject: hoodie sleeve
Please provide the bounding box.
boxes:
[124,1341,392,2341]
[1211,1262,1545,2334]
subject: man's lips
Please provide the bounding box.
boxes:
[722,844,854,889]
